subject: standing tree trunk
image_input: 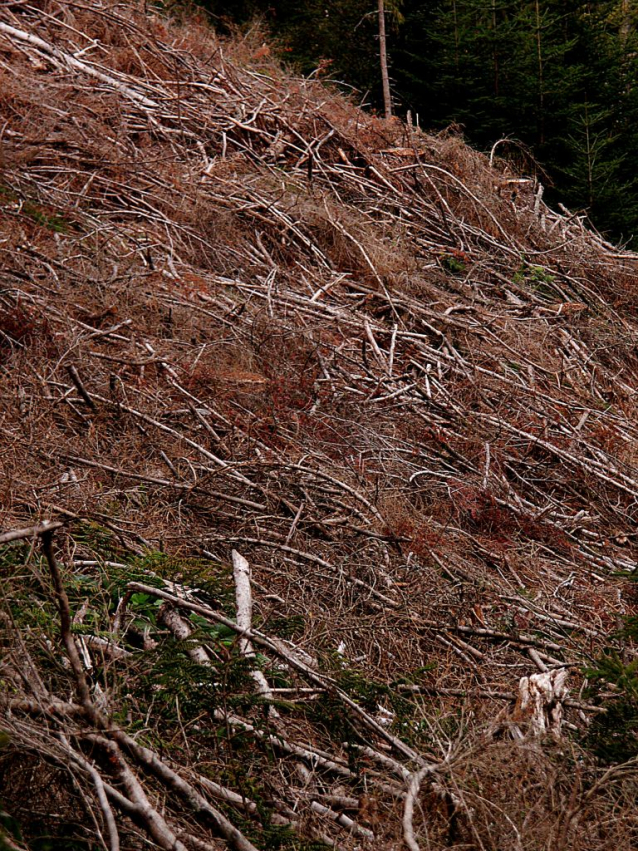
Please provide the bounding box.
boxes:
[620,0,632,45]
[378,0,392,119]
[619,0,634,96]
[491,0,499,97]
[534,0,545,144]
[452,0,460,71]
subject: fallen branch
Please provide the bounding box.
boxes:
[87,736,189,851]
[40,527,106,729]
[56,734,120,851]
[107,730,260,851]
[0,520,63,545]
[403,765,433,851]
[124,581,423,764]
[157,602,211,665]
[232,549,278,712]
[0,22,160,109]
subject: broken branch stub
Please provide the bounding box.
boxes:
[512,668,570,739]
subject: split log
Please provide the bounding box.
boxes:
[512,668,570,739]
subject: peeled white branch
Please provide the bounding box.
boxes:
[403,765,433,851]
[90,736,189,851]
[0,23,159,109]
[110,729,260,851]
[231,549,277,711]
[57,736,120,851]
[0,520,63,544]
[309,800,374,839]
[157,603,210,666]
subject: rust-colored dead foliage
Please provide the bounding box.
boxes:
[0,2,637,850]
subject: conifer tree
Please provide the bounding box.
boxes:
[194,0,638,243]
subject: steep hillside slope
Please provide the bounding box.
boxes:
[1,2,638,849]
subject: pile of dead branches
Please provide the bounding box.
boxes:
[1,1,638,848]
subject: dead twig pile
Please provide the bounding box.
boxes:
[1,2,638,849]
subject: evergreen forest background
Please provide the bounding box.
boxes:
[193,0,638,248]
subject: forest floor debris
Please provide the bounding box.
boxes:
[1,2,637,848]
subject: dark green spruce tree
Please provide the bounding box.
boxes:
[396,0,638,245]
[558,2,638,242]
[188,0,638,243]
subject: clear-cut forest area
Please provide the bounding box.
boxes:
[204,0,638,248]
[1,2,638,850]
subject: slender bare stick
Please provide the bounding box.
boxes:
[309,800,375,839]
[88,736,189,851]
[0,22,159,109]
[57,735,120,851]
[0,520,63,544]
[40,529,106,729]
[67,365,97,411]
[109,729,260,851]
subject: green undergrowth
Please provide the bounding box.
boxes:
[584,650,638,765]
[309,652,439,755]
[582,615,638,764]
[1,525,414,848]
[4,524,631,776]
[0,184,72,234]
[0,529,331,847]
[3,522,637,848]
[0,526,444,753]
[578,570,638,766]
[512,260,559,300]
